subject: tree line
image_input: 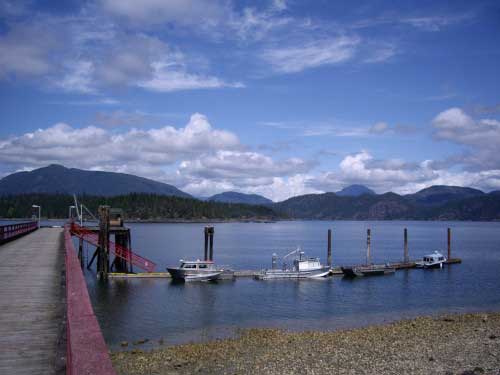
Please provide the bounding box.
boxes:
[0,193,279,220]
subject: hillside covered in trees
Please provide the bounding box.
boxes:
[0,193,279,221]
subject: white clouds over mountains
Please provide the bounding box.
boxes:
[1,108,499,201]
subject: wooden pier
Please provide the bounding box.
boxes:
[0,227,64,375]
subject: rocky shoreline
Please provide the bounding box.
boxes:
[111,312,500,375]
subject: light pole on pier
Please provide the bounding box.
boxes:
[69,205,75,221]
[32,205,41,229]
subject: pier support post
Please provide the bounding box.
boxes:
[404,228,409,263]
[208,227,214,261]
[327,229,332,267]
[366,228,371,265]
[97,206,110,280]
[447,227,451,260]
[204,227,209,261]
[114,232,130,273]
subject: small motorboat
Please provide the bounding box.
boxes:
[255,247,331,280]
[167,260,232,282]
[416,251,447,269]
[341,264,395,277]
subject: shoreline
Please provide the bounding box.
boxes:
[111,311,500,375]
[2,217,500,224]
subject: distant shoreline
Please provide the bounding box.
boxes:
[1,217,500,223]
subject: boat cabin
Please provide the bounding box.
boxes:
[423,252,445,263]
[179,260,216,270]
[294,257,322,271]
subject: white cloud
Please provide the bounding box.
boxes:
[0,113,240,168]
[369,122,389,134]
[433,107,500,170]
[139,61,244,92]
[262,36,360,73]
[0,113,317,201]
[364,44,396,63]
[0,22,58,77]
[179,150,311,180]
[401,15,470,32]
[56,61,95,93]
[100,0,226,26]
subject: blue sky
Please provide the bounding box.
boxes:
[0,0,499,201]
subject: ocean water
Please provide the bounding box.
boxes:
[74,220,500,349]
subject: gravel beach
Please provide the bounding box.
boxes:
[111,312,500,375]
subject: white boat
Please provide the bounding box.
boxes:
[256,248,331,280]
[416,251,447,269]
[167,260,228,281]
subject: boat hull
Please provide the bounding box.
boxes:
[256,266,331,280]
[341,266,395,277]
[166,267,222,282]
[416,262,444,269]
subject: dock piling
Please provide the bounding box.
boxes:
[404,228,409,263]
[447,227,451,260]
[204,227,209,261]
[97,206,110,280]
[204,226,214,261]
[366,228,371,265]
[327,229,332,267]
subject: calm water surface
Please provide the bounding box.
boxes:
[5,219,497,349]
[74,220,500,349]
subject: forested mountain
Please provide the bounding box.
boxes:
[0,165,498,221]
[208,191,273,205]
[0,165,191,198]
[336,184,376,197]
[404,185,485,206]
[272,190,500,221]
[0,193,278,220]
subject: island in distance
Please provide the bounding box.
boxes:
[0,164,499,221]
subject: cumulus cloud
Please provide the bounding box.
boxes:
[0,114,240,169]
[179,150,312,181]
[308,150,500,194]
[0,113,318,201]
[433,107,500,170]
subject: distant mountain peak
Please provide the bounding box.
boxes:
[0,164,192,198]
[208,191,272,205]
[336,184,376,197]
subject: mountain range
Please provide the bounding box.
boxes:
[0,165,191,198]
[1,165,499,220]
[207,191,273,205]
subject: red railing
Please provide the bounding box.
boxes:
[0,221,38,243]
[69,223,156,272]
[64,226,116,375]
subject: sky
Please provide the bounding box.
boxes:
[0,0,499,201]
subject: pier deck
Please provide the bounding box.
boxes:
[0,228,64,375]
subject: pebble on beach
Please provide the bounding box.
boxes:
[111,312,500,375]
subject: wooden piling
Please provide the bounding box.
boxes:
[97,206,110,280]
[447,227,451,260]
[204,227,209,261]
[208,226,214,261]
[404,228,409,263]
[366,228,371,265]
[327,229,332,267]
